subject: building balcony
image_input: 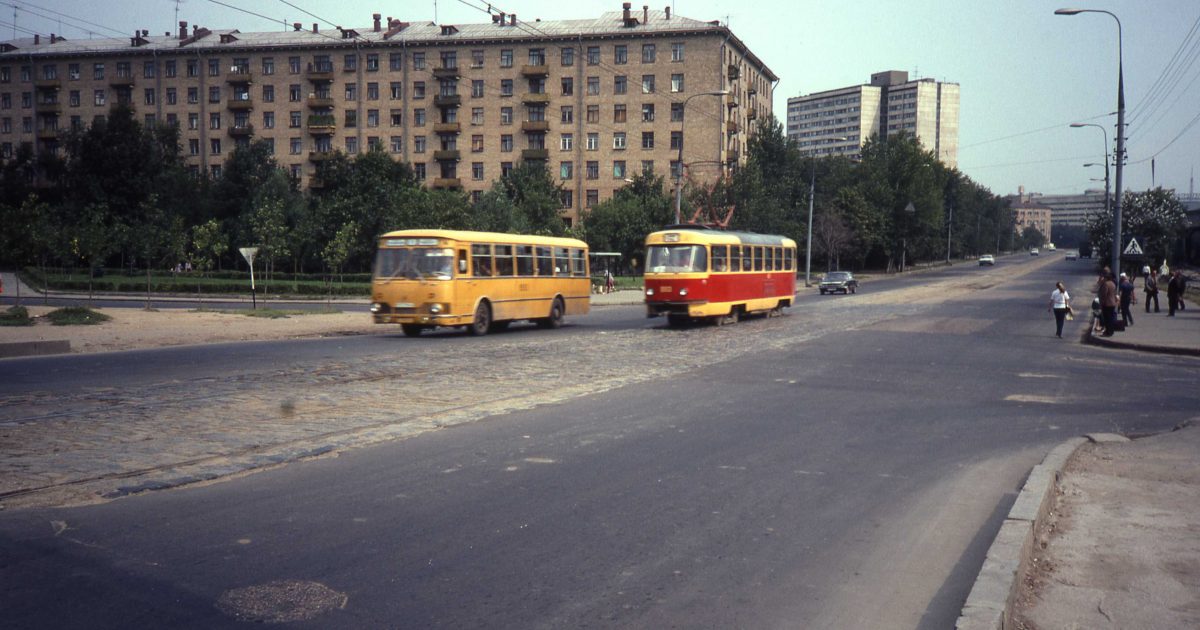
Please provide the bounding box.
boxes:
[748,109,758,121]
[36,127,59,140]
[433,94,461,108]
[226,68,254,83]
[307,116,337,134]
[520,120,550,133]
[432,66,461,79]
[726,120,739,133]
[748,86,757,96]
[227,97,254,111]
[520,64,549,77]
[431,177,461,189]
[34,78,61,90]
[521,92,550,105]
[521,148,549,161]
[433,149,461,161]
[727,64,740,80]
[306,63,334,82]
[228,124,254,137]
[306,95,335,109]
[308,150,335,162]
[307,176,328,190]
[109,74,135,88]
[34,101,62,114]
[432,122,462,134]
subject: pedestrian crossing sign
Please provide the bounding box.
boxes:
[1123,238,1143,256]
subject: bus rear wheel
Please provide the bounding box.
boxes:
[538,298,565,329]
[400,324,425,337]
[470,302,492,336]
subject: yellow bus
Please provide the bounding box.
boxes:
[371,229,591,336]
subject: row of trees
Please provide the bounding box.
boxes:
[12,103,1181,284]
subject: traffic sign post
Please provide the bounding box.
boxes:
[238,247,259,310]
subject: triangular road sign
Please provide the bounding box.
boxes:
[1123,238,1143,256]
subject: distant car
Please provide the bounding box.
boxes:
[979,254,995,266]
[1065,251,1078,261]
[1030,248,1040,256]
[819,271,858,295]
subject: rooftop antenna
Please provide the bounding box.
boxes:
[434,0,438,23]
[173,0,186,33]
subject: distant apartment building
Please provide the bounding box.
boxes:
[1006,186,1107,231]
[0,3,775,226]
[1006,187,1054,242]
[785,70,959,167]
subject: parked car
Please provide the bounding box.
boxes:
[819,271,858,294]
[979,254,995,266]
[1030,248,1040,256]
[1065,251,1078,261]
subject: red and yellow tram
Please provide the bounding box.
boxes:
[643,226,797,326]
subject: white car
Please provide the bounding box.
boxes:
[979,255,995,266]
[1030,248,1040,256]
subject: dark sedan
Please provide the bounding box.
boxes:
[819,271,858,295]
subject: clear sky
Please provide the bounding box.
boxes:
[7,0,1198,199]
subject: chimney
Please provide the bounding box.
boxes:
[34,34,39,45]
[623,3,631,23]
[312,23,319,33]
[498,11,506,25]
[643,5,649,24]
[142,29,148,36]
[492,14,501,24]
[373,13,382,32]
[193,25,199,35]
[665,6,671,19]
[293,22,302,31]
[179,21,188,39]
[510,14,517,26]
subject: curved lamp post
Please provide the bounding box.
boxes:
[674,90,730,225]
[805,137,847,286]
[1057,7,1125,275]
[1074,122,1112,234]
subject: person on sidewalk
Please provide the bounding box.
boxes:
[1144,268,1160,313]
[1179,273,1188,311]
[1098,271,1119,336]
[1118,272,1135,327]
[1049,281,1072,338]
[1166,270,1183,316]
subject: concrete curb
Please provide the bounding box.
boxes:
[955,436,1088,630]
[1083,324,1200,357]
[0,340,70,358]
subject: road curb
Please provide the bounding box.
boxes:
[1083,323,1200,357]
[955,436,1088,630]
[0,340,70,358]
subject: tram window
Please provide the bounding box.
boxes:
[516,245,535,276]
[742,245,752,271]
[771,247,779,270]
[471,243,492,276]
[730,246,741,272]
[765,247,774,271]
[535,246,554,276]
[554,247,571,276]
[570,248,587,276]
[753,246,763,271]
[784,247,794,271]
[494,244,514,276]
[712,245,727,272]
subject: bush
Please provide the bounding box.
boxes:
[0,306,34,326]
[45,307,112,326]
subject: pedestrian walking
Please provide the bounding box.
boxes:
[1144,269,1160,313]
[1049,281,1072,338]
[1098,271,1118,336]
[1178,273,1188,311]
[604,269,615,294]
[1117,272,1135,327]
[1166,270,1183,316]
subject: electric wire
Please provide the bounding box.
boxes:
[2,0,128,38]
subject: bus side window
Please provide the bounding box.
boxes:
[516,245,535,276]
[535,247,553,276]
[730,246,741,272]
[570,248,587,276]
[495,245,514,276]
[471,244,492,277]
[458,249,469,274]
[711,245,727,272]
[554,247,571,276]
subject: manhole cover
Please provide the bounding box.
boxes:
[215,579,347,623]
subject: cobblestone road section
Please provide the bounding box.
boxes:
[0,259,1055,509]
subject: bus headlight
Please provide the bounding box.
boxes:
[678,288,689,297]
[370,302,382,313]
[645,288,655,296]
[429,303,443,314]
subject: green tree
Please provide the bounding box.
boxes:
[1020,225,1046,250]
[1086,187,1187,270]
[68,203,124,303]
[857,132,946,271]
[581,172,673,271]
[488,162,567,235]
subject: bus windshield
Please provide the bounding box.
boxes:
[646,245,707,273]
[374,247,454,280]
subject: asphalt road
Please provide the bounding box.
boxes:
[3,254,1196,629]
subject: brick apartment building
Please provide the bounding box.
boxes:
[0,3,775,226]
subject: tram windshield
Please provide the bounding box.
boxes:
[646,245,708,273]
[374,247,455,280]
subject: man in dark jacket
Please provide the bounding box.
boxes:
[1167,270,1183,316]
[1099,271,1119,335]
[1118,272,1135,326]
[1144,269,1160,313]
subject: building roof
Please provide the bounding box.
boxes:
[0,8,776,80]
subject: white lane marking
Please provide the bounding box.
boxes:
[524,457,556,464]
[1018,372,1065,379]
[1005,394,1063,404]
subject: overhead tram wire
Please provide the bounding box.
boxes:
[957,113,1110,152]
[960,154,1094,171]
[1129,108,1200,166]
[1127,13,1200,125]
[1,0,128,38]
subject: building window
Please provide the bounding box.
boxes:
[472,135,484,152]
[188,113,199,130]
[390,110,402,126]
[144,88,155,105]
[471,107,484,125]
[288,56,301,73]
[208,86,221,103]
[472,79,484,98]
[614,75,627,95]
[586,189,599,208]
[671,42,685,62]
[186,59,198,77]
[561,134,573,151]
[390,82,402,99]
[671,74,684,93]
[586,133,599,151]
[501,107,513,125]
[208,58,220,77]
[561,190,573,208]
[642,75,655,93]
[614,104,626,123]
[501,162,513,177]
[366,54,379,71]
[142,61,155,78]
[613,160,626,179]
[671,102,684,122]
[586,161,599,179]
[561,106,573,124]
[414,163,426,179]
[367,82,379,100]
[587,105,599,123]
[472,162,484,180]
[165,88,176,105]
[641,160,654,175]
[561,77,573,96]
[528,48,546,65]
[413,81,425,99]
[471,50,484,68]
[561,47,574,66]
[389,53,403,71]
[501,134,513,152]
[263,85,275,102]
[210,138,222,155]
[642,103,655,122]
[346,137,358,154]
[642,44,656,63]
[345,83,358,100]
[262,57,274,75]
[587,46,600,65]
[500,49,513,68]
[390,136,403,153]
[641,132,654,149]
[613,132,626,150]
[288,84,301,102]
[162,61,174,78]
[670,131,682,150]
[500,79,513,97]
[367,109,379,127]
[559,161,573,179]
[290,111,301,128]
[264,111,275,129]
[93,89,106,106]
[614,45,627,65]
[414,108,425,126]
[587,77,600,96]
[189,138,200,155]
[414,136,426,153]
[412,52,425,69]
[210,113,222,129]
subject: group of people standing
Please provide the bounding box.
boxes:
[1050,263,1189,339]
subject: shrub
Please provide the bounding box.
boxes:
[0,306,34,326]
[45,307,112,326]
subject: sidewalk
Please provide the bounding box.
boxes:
[959,296,1200,629]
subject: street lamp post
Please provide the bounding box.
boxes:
[804,137,847,286]
[674,90,729,225]
[1057,8,1125,276]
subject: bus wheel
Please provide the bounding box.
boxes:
[538,297,565,329]
[470,302,492,336]
[667,313,689,327]
[401,324,424,337]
